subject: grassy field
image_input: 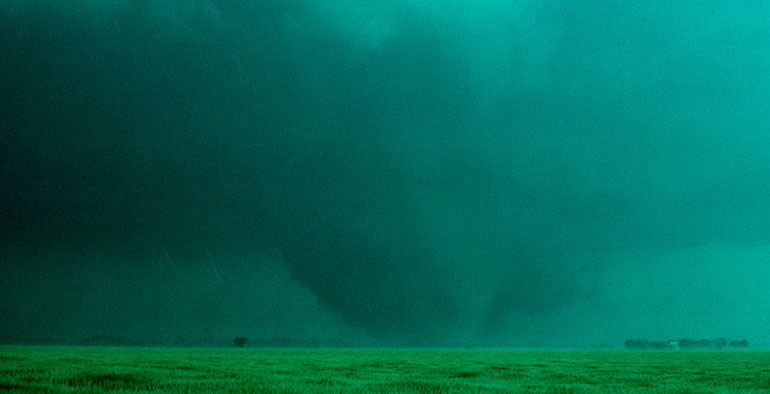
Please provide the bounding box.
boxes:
[1,346,769,393]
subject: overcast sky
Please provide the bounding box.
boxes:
[2,0,769,347]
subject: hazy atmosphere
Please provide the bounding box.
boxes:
[2,1,769,347]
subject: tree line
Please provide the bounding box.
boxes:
[624,338,749,350]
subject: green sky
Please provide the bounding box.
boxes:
[1,0,769,346]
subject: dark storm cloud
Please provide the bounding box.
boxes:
[2,0,769,345]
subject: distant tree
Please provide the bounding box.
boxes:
[728,339,749,348]
[78,335,135,346]
[694,339,713,348]
[624,338,649,349]
[173,335,186,347]
[649,341,673,350]
[677,339,694,349]
[233,336,248,348]
[713,338,727,349]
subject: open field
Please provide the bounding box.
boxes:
[1,346,769,393]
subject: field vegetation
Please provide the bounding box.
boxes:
[1,346,769,393]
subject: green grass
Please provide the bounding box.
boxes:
[1,346,769,393]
